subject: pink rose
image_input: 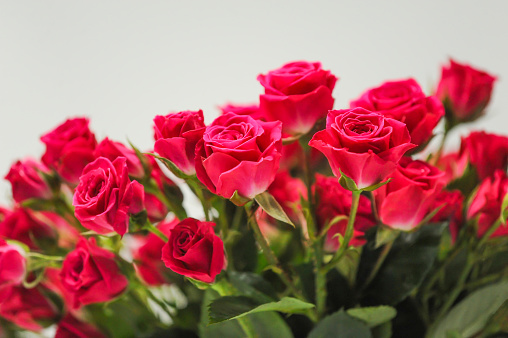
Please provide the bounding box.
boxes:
[162,218,225,283]
[374,158,445,231]
[309,108,415,190]
[4,159,52,203]
[467,170,508,238]
[436,59,497,123]
[195,113,282,202]
[459,131,508,180]
[431,190,464,242]
[314,174,376,251]
[0,208,56,249]
[436,151,468,184]
[0,285,58,331]
[95,138,144,179]
[73,157,144,236]
[154,110,206,175]
[258,61,337,136]
[41,117,97,184]
[220,102,265,121]
[350,79,444,147]
[0,239,26,290]
[134,219,177,286]
[55,314,106,338]
[60,237,128,308]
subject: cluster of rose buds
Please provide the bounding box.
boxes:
[0,58,505,337]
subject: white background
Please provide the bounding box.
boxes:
[1,1,507,205]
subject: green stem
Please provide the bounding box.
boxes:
[322,190,361,273]
[150,184,187,220]
[188,180,211,221]
[143,220,168,242]
[362,239,395,289]
[477,218,503,248]
[218,199,233,270]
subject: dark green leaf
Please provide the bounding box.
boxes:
[228,271,277,302]
[347,306,396,328]
[432,281,508,338]
[371,321,392,338]
[255,191,294,226]
[209,296,314,324]
[374,226,400,249]
[308,310,372,338]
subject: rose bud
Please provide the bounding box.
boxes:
[431,190,464,242]
[374,158,445,231]
[60,237,128,308]
[258,61,338,136]
[436,59,497,124]
[0,285,58,331]
[73,157,145,236]
[162,218,225,283]
[435,151,468,184]
[0,208,56,249]
[41,117,97,184]
[0,239,26,290]
[55,314,106,338]
[195,113,282,204]
[134,219,176,286]
[94,138,144,179]
[350,78,444,148]
[4,159,52,203]
[154,110,206,175]
[219,102,265,121]
[309,108,415,190]
[467,170,508,238]
[314,174,376,251]
[459,131,508,180]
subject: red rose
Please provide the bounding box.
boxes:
[436,59,497,123]
[220,102,265,121]
[154,110,206,175]
[56,314,106,338]
[467,170,508,238]
[314,174,376,251]
[350,79,444,147]
[267,171,306,223]
[459,131,508,180]
[309,108,414,190]
[0,239,26,290]
[258,61,337,136]
[436,151,468,184]
[95,138,144,179]
[374,158,445,231]
[0,285,58,331]
[73,157,144,236]
[41,117,97,184]
[195,113,282,203]
[431,190,464,242]
[134,219,176,286]
[162,218,225,283]
[60,237,128,308]
[0,208,56,249]
[5,159,52,203]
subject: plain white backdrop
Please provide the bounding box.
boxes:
[1,1,507,205]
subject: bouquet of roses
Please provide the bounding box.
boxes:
[0,59,506,338]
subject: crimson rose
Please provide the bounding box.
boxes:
[60,237,128,308]
[0,239,26,290]
[309,108,414,190]
[162,218,225,283]
[73,157,144,236]
[5,159,52,203]
[195,113,282,203]
[350,78,443,147]
[258,61,337,136]
[95,138,144,179]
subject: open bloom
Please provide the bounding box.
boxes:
[309,108,414,189]
[195,113,282,203]
[162,218,225,283]
[258,61,337,136]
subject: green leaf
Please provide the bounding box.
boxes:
[145,153,194,180]
[230,190,251,207]
[339,169,359,192]
[209,296,314,324]
[361,178,392,192]
[371,321,392,338]
[199,289,293,338]
[432,281,508,338]
[375,226,400,249]
[359,223,446,305]
[308,310,372,338]
[255,191,294,227]
[501,193,508,224]
[127,139,151,179]
[347,306,397,328]
[228,271,277,303]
